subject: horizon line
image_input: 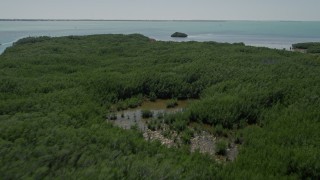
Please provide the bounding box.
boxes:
[0,19,319,22]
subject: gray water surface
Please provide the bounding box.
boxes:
[1,20,320,54]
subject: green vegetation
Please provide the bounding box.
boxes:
[292,42,320,53]
[147,118,161,131]
[114,96,143,110]
[1,34,320,179]
[141,110,153,119]
[214,124,225,136]
[148,92,157,102]
[307,46,320,53]
[215,140,228,156]
[171,32,188,38]
[166,98,178,108]
[180,129,194,144]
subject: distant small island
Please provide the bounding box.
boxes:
[171,32,188,38]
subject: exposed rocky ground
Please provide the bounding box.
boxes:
[107,100,239,162]
[109,115,239,162]
[190,131,216,155]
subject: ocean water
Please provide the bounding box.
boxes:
[1,20,320,54]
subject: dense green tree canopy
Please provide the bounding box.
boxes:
[0,34,319,179]
[292,42,320,53]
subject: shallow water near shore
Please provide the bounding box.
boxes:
[1,20,320,54]
[108,99,192,130]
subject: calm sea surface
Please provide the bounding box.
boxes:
[1,20,320,53]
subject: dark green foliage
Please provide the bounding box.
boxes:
[141,110,153,119]
[147,119,161,131]
[292,42,319,49]
[156,112,164,119]
[234,133,244,144]
[171,32,188,38]
[1,34,320,179]
[149,92,157,102]
[214,124,224,136]
[292,42,320,54]
[180,129,194,144]
[233,42,245,46]
[161,129,171,138]
[127,96,143,108]
[215,140,228,156]
[164,114,175,124]
[307,46,320,53]
[166,98,178,108]
[116,96,143,110]
[13,36,52,45]
[166,112,189,132]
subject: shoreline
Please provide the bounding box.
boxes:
[0,33,293,55]
[1,19,320,22]
[1,21,319,55]
[0,34,295,55]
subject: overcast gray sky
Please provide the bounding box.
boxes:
[1,0,320,21]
